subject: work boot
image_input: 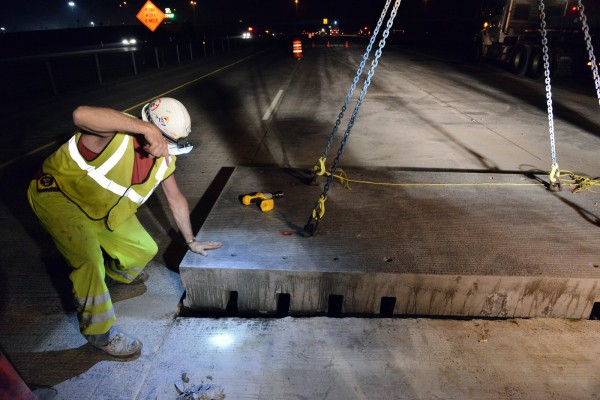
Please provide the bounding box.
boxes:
[106,270,149,286]
[129,270,149,285]
[85,327,142,357]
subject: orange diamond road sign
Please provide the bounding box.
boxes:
[137,0,165,32]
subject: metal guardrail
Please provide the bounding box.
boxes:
[0,37,250,100]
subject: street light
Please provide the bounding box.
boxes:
[68,2,75,27]
[190,1,197,24]
[119,2,127,25]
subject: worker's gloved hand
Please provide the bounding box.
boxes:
[188,241,223,257]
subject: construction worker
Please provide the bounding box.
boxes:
[27,98,222,357]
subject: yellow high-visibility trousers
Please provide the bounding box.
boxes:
[27,180,158,335]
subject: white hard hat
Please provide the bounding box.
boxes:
[142,97,193,155]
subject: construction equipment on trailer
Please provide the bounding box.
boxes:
[471,0,598,78]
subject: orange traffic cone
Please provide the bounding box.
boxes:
[345,41,349,48]
[326,41,330,48]
[292,39,303,59]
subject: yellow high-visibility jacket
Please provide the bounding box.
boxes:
[42,131,176,230]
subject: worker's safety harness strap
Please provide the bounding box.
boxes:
[303,0,403,237]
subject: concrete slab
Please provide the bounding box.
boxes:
[136,317,600,400]
[181,167,600,318]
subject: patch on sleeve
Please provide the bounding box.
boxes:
[36,174,59,192]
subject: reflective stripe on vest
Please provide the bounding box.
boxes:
[68,135,169,205]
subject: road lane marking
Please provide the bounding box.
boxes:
[262,89,284,121]
[124,50,268,113]
[1,50,268,171]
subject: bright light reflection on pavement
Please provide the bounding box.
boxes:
[210,333,234,348]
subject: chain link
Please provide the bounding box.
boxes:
[318,0,402,205]
[304,0,403,235]
[319,0,393,161]
[539,0,557,166]
[578,0,600,105]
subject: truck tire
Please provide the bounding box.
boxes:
[469,37,483,64]
[526,48,544,79]
[531,48,558,78]
[509,45,530,75]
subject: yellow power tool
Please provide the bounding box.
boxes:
[242,191,283,212]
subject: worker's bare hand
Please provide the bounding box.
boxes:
[143,125,170,162]
[188,241,223,256]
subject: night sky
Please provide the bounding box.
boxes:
[1,0,378,31]
[1,0,488,33]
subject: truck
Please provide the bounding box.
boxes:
[471,0,598,78]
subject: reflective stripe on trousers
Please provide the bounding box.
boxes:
[27,180,158,335]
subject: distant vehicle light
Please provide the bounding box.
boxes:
[357,27,371,37]
[242,32,251,39]
[122,38,137,45]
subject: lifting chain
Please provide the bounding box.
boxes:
[539,0,561,191]
[578,0,600,105]
[303,0,403,237]
[313,0,394,177]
